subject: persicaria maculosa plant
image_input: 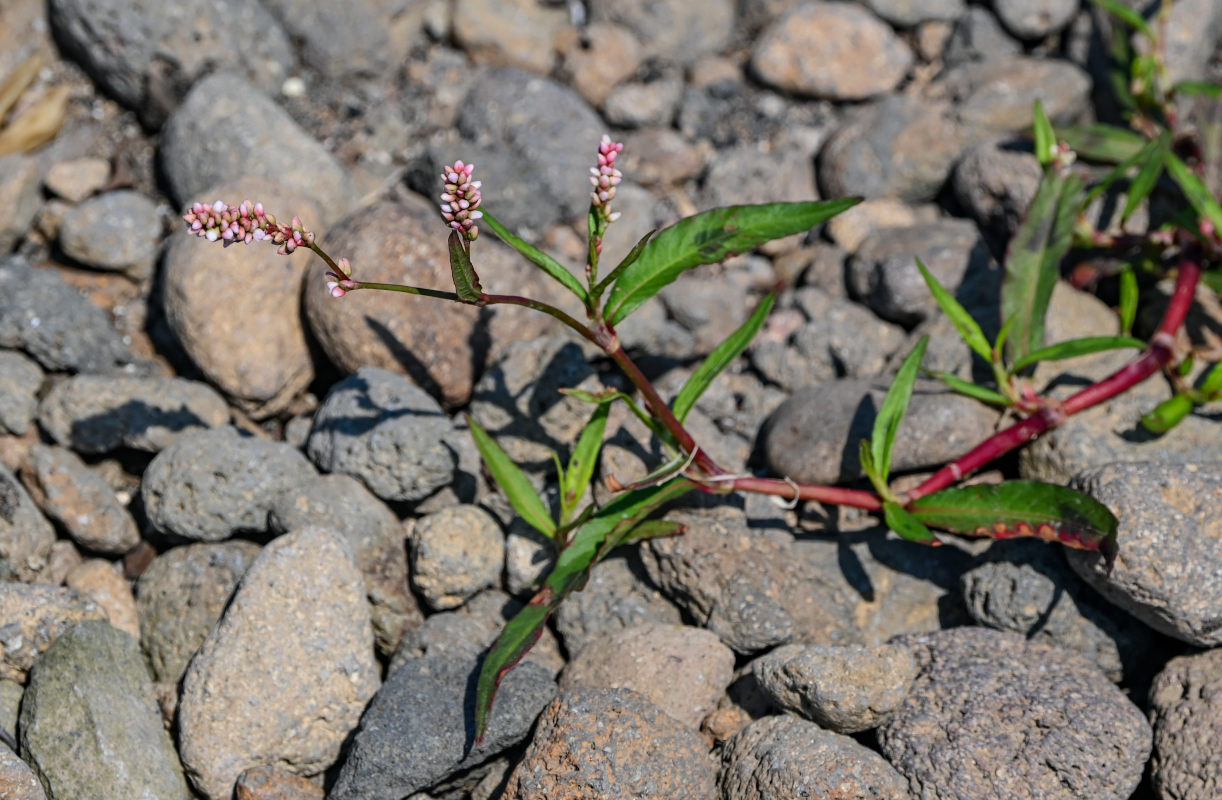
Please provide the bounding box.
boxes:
[184,27,1221,736]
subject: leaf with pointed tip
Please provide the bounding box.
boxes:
[910,481,1119,568]
[1032,100,1056,168]
[447,231,483,303]
[474,478,693,741]
[1008,335,1146,374]
[1118,268,1138,335]
[593,229,656,300]
[1088,0,1153,37]
[482,210,588,303]
[1200,361,1222,398]
[562,401,611,516]
[1141,393,1194,433]
[467,415,555,539]
[560,387,670,444]
[915,258,991,361]
[673,292,775,423]
[872,336,928,483]
[605,198,860,324]
[928,371,1012,407]
[1058,124,1146,164]
[1165,151,1222,232]
[1174,81,1222,99]
[884,501,939,544]
[1121,134,1167,224]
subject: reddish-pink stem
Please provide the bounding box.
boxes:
[721,476,883,510]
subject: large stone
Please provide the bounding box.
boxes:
[58,190,161,279]
[178,528,378,800]
[452,0,569,74]
[943,56,1092,135]
[0,582,105,682]
[588,0,734,65]
[553,551,685,655]
[409,504,503,610]
[20,444,140,555]
[1148,648,1222,800]
[260,0,421,77]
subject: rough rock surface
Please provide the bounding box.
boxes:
[409,504,503,610]
[0,582,105,682]
[20,444,140,555]
[58,190,161,278]
[1148,647,1222,800]
[0,465,56,583]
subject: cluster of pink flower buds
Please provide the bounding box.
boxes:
[590,135,623,223]
[326,257,355,298]
[182,200,314,255]
[440,161,482,241]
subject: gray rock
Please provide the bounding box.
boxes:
[992,0,1079,38]
[878,627,1151,800]
[306,367,457,503]
[260,0,421,78]
[944,56,1092,136]
[752,2,913,100]
[764,378,1001,485]
[160,73,355,230]
[38,374,229,454]
[588,0,734,65]
[603,72,685,128]
[556,21,645,108]
[410,504,504,611]
[752,642,917,733]
[791,288,907,379]
[658,266,771,353]
[0,747,47,800]
[553,551,685,656]
[503,519,554,596]
[559,623,735,729]
[0,155,40,253]
[0,582,105,683]
[719,714,910,800]
[1158,0,1222,85]
[20,445,140,555]
[48,0,293,126]
[676,75,836,150]
[953,139,1043,238]
[698,143,819,227]
[0,351,42,435]
[58,190,161,279]
[848,218,995,327]
[453,0,570,74]
[43,157,111,204]
[142,427,316,542]
[0,679,21,741]
[330,654,557,800]
[269,473,419,656]
[19,620,188,800]
[866,0,965,26]
[640,512,859,653]
[177,528,379,800]
[503,688,716,800]
[135,540,261,686]
[962,539,1157,682]
[0,256,129,374]
[0,466,56,584]
[1067,461,1222,647]
[824,197,943,254]
[819,95,968,201]
[1148,647,1222,800]
[944,6,1022,66]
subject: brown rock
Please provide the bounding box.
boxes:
[0,746,48,800]
[453,0,569,74]
[304,198,481,407]
[557,23,644,107]
[162,177,319,417]
[0,464,55,583]
[65,559,140,639]
[234,765,324,800]
[44,157,111,203]
[0,582,105,682]
[20,444,140,555]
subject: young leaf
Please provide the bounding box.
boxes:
[1001,171,1086,362]
[1082,136,1160,209]
[915,258,991,361]
[1058,124,1146,164]
[447,231,483,303]
[467,415,555,539]
[474,478,692,741]
[859,439,886,497]
[481,210,589,304]
[1165,151,1222,232]
[1032,99,1056,168]
[562,401,611,516]
[928,371,1013,407]
[1200,361,1222,397]
[672,292,776,423]
[560,387,670,444]
[1088,0,1153,37]
[593,229,656,300]
[619,519,686,543]
[909,481,1119,568]
[884,501,939,544]
[604,198,860,325]
[1008,335,1146,374]
[1174,81,1222,99]
[994,312,1018,358]
[1140,393,1194,433]
[1120,135,1167,225]
[1118,267,1138,335]
[872,336,929,483]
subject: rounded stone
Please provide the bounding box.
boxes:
[65,559,140,639]
[410,504,504,611]
[0,465,56,584]
[58,190,161,278]
[19,444,140,555]
[0,351,42,435]
[1148,648,1222,800]
[752,2,913,100]
[0,747,46,800]
[0,583,105,683]
[588,0,734,65]
[992,0,1078,38]
[453,0,569,74]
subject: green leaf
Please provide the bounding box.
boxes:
[1202,270,1222,295]
[915,257,991,361]
[1008,335,1146,374]
[1088,0,1153,37]
[447,231,483,303]
[1121,134,1167,224]
[673,293,776,423]
[1174,81,1222,99]
[1165,151,1222,232]
[1118,268,1138,335]
[1032,99,1056,168]
[474,478,692,741]
[604,198,860,325]
[1058,124,1146,164]
[467,415,555,539]
[482,210,588,304]
[619,519,686,543]
[994,312,1018,358]
[562,401,611,517]
[872,336,929,483]
[884,501,939,544]
[928,371,1013,407]
[560,387,670,444]
[859,439,885,497]
[910,481,1119,568]
[1200,361,1222,397]
[1082,136,1160,209]
[1001,171,1086,362]
[1141,393,1194,433]
[593,229,656,300]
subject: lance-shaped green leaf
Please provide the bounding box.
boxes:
[467,415,555,539]
[1200,361,1222,398]
[561,387,670,444]
[1121,134,1167,224]
[604,198,860,325]
[1058,124,1146,164]
[1008,335,1146,374]
[1118,268,1138,335]
[915,258,991,361]
[1082,136,1160,209]
[1165,151,1222,232]
[593,229,656,300]
[673,292,776,423]
[1088,0,1153,37]
[447,231,483,303]
[1032,100,1056,167]
[474,478,692,741]
[1001,170,1085,362]
[562,400,611,517]
[1174,81,1222,99]
[1141,393,1194,433]
[482,210,588,304]
[884,501,939,544]
[928,371,1013,407]
[910,481,1119,568]
[872,336,928,483]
